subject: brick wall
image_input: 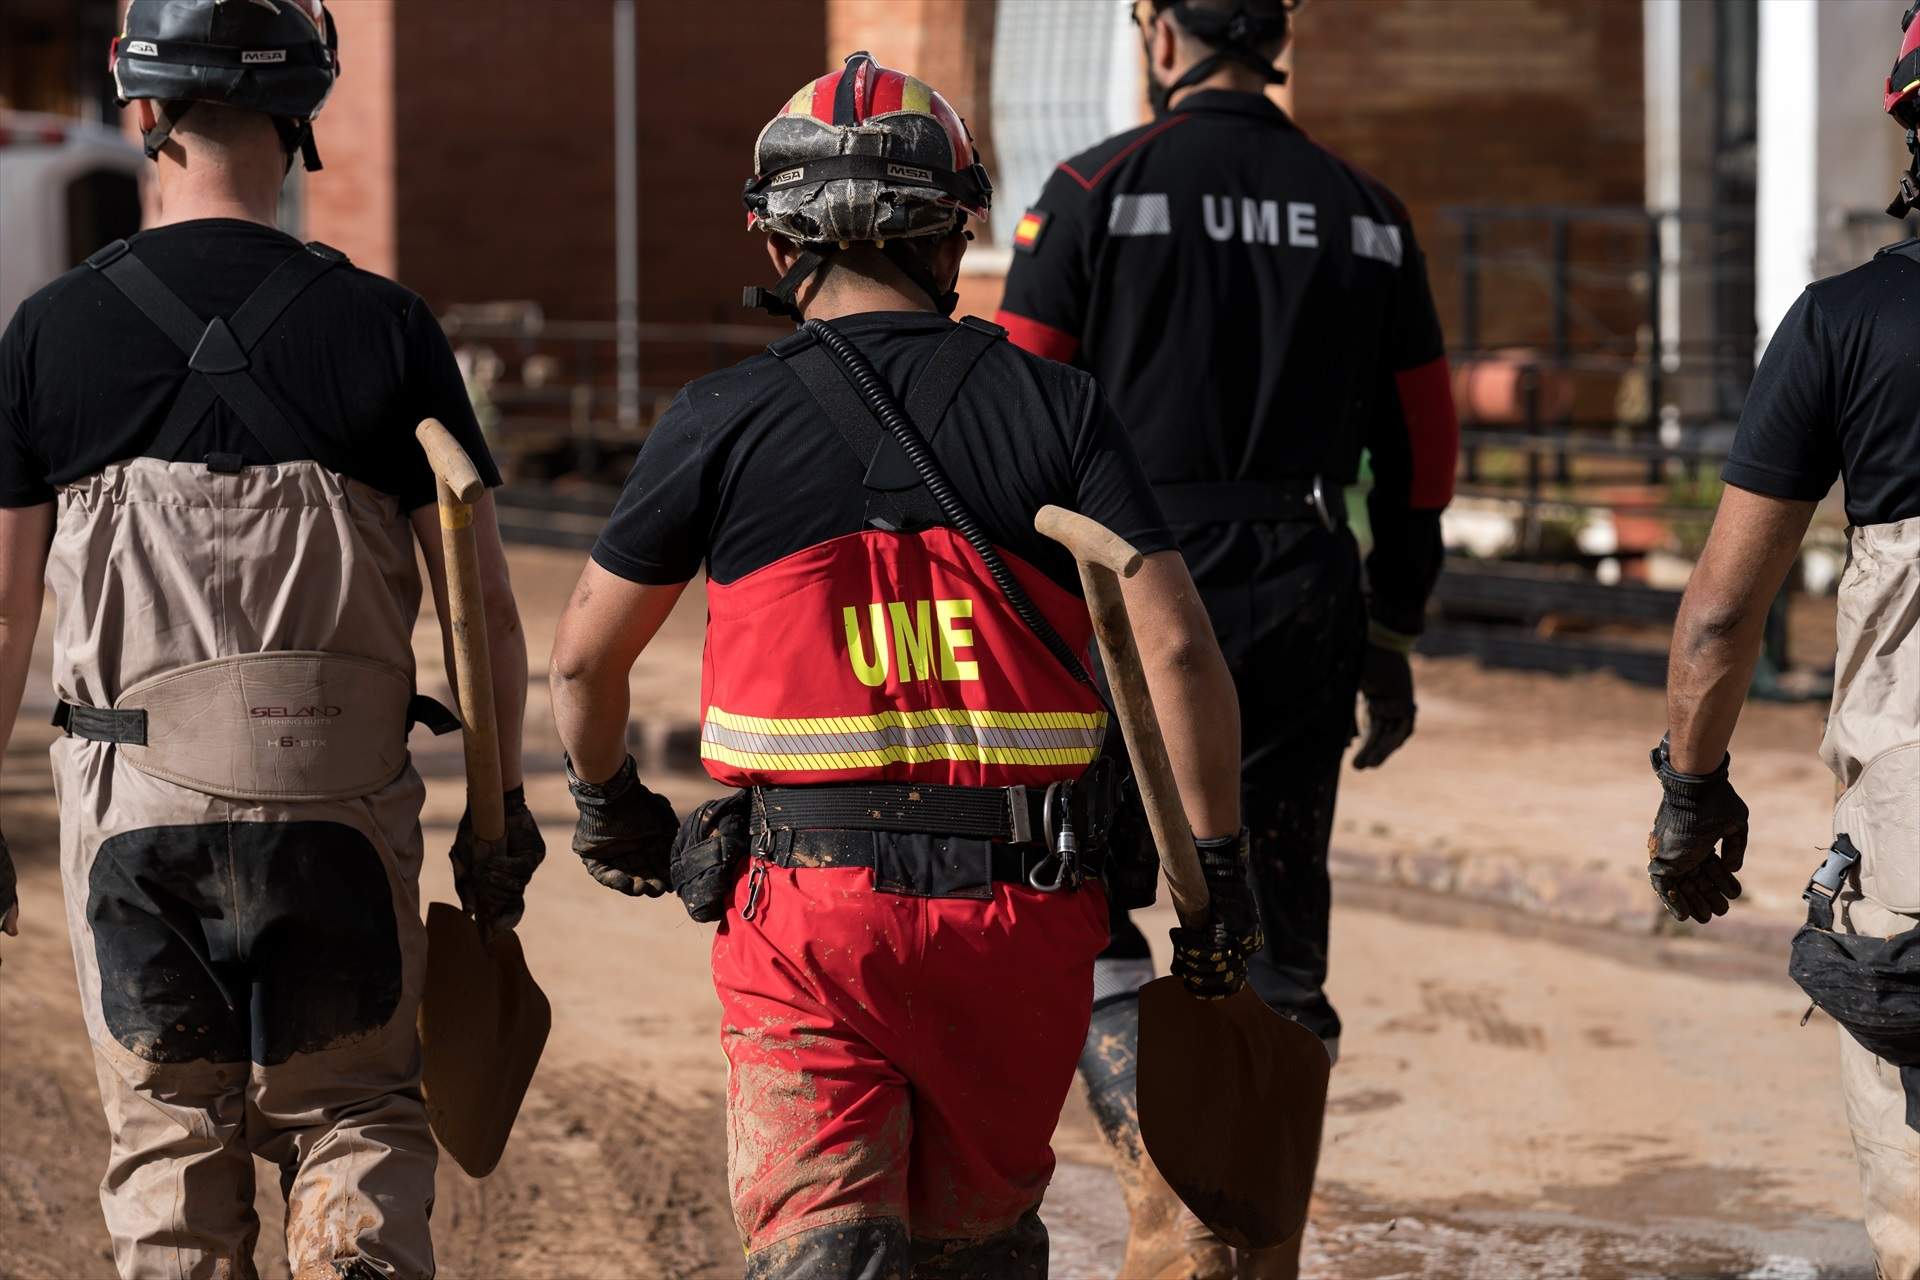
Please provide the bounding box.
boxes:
[634,2,830,341]
[305,0,396,279]
[306,1,830,392]
[1284,0,1645,353]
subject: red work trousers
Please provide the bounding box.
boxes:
[711,860,1108,1265]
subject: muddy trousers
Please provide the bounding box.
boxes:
[1836,892,1920,1279]
[711,858,1109,1278]
[58,745,436,1280]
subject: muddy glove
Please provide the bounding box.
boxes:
[1169,829,1264,1000]
[451,785,546,935]
[1353,625,1416,769]
[1647,740,1747,924]
[567,754,678,898]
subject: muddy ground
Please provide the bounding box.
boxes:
[0,547,1876,1278]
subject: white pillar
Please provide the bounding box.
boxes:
[1643,0,1715,422]
[1755,0,1907,346]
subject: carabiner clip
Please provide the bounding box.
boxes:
[1031,780,1080,892]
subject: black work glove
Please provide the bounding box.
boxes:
[1353,628,1416,769]
[568,754,679,897]
[1170,829,1264,1000]
[451,785,546,935]
[1647,740,1748,924]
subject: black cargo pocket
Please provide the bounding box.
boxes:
[670,790,750,923]
[88,820,402,1066]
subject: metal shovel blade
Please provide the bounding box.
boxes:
[1136,977,1330,1249]
[418,901,551,1178]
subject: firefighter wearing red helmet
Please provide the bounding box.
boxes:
[0,0,535,1275]
[1650,7,1920,1277]
[552,51,1252,1278]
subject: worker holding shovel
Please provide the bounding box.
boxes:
[550,52,1253,1278]
[0,3,540,1274]
[999,1,1461,1271]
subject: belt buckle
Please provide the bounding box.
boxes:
[1309,475,1338,532]
[1006,785,1033,845]
[1804,833,1862,905]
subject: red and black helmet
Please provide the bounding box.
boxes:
[744,51,992,246]
[1888,5,1920,127]
[741,52,992,320]
[1889,6,1920,217]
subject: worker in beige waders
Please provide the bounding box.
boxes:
[0,2,538,1275]
[1650,13,1920,1275]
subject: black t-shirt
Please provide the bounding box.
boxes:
[0,218,498,510]
[1724,244,1920,527]
[995,91,1456,631]
[590,310,1175,596]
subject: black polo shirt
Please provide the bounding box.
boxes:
[0,218,497,511]
[1724,242,1920,527]
[996,90,1458,634]
[590,310,1174,595]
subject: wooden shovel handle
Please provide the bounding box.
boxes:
[417,419,504,843]
[1035,506,1210,930]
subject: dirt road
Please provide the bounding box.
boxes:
[0,546,1875,1277]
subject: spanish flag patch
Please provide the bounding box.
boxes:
[1012,208,1050,254]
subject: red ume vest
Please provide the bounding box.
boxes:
[701,526,1107,788]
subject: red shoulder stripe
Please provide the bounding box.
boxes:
[1057,115,1193,192]
[995,310,1080,364]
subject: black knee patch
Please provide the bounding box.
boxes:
[89,821,402,1065]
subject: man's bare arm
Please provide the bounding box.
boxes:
[549,561,687,783]
[1666,485,1817,773]
[1119,549,1241,839]
[0,502,55,939]
[411,493,528,788]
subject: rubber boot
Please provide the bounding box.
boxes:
[1079,994,1235,1279]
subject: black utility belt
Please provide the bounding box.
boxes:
[1154,478,1344,530]
[748,776,1119,897]
[753,780,1080,844]
[750,828,1105,895]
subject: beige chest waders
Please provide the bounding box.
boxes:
[1817,517,1920,1278]
[48,238,453,1280]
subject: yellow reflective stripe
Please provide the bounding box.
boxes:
[705,705,1106,734]
[700,740,1102,773]
[785,81,814,116]
[900,76,932,116]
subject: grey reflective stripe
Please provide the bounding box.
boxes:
[702,718,1104,757]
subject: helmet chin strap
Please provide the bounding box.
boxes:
[743,241,957,324]
[743,248,830,323]
[1894,130,1920,220]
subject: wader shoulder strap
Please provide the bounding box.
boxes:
[86,239,348,466]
